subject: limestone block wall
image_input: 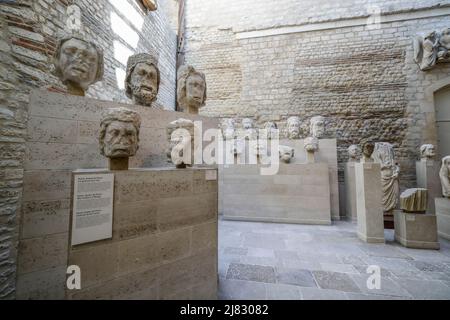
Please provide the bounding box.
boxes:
[183,0,450,193]
[15,90,219,299]
[67,168,217,300]
[0,0,178,298]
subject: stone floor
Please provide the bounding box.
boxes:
[218,217,450,300]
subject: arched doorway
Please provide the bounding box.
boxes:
[435,85,450,158]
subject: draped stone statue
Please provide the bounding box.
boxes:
[53,35,104,96]
[440,156,450,198]
[125,52,160,107]
[263,121,279,140]
[372,142,400,213]
[414,28,450,71]
[99,107,141,170]
[239,118,258,140]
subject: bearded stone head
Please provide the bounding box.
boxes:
[310,116,326,138]
[125,52,160,107]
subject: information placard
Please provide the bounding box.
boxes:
[71,173,114,246]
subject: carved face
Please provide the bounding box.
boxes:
[304,137,319,153]
[242,118,254,129]
[168,129,193,167]
[58,38,99,89]
[348,145,360,159]
[221,119,235,139]
[311,118,325,138]
[441,28,450,49]
[421,144,436,159]
[102,121,138,158]
[362,143,375,159]
[287,117,301,139]
[279,146,294,163]
[186,73,206,108]
[130,62,158,105]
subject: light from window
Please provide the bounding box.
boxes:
[110,12,139,48]
[108,0,144,30]
[113,40,134,66]
[115,68,126,90]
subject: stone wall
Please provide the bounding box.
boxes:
[183,0,450,191]
[0,0,178,299]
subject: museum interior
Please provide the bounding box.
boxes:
[0,0,450,301]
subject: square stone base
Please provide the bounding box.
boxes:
[394,210,440,250]
[436,198,450,241]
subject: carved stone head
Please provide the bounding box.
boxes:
[279,145,294,163]
[310,116,326,138]
[177,65,207,114]
[440,28,450,49]
[361,140,375,162]
[99,107,141,159]
[242,118,254,130]
[287,116,301,139]
[54,36,104,96]
[166,118,195,168]
[304,137,319,153]
[348,144,361,162]
[263,121,278,139]
[420,144,436,160]
[125,53,160,107]
[439,156,450,198]
[220,118,235,140]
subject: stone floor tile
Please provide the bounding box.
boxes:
[223,247,248,256]
[353,265,394,278]
[320,263,359,274]
[346,292,411,300]
[239,256,278,267]
[396,278,450,299]
[274,250,298,260]
[357,244,413,260]
[275,267,317,287]
[349,274,412,298]
[219,279,267,300]
[247,247,275,258]
[312,271,361,293]
[407,260,450,273]
[300,287,348,300]
[226,263,276,283]
[266,283,302,300]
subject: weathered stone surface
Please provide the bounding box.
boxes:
[310,116,326,139]
[420,144,436,161]
[416,159,440,213]
[177,65,207,114]
[279,145,294,163]
[400,188,428,213]
[394,210,440,250]
[413,28,450,71]
[440,156,450,198]
[347,145,361,162]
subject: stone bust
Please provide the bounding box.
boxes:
[220,118,235,140]
[310,116,326,139]
[420,144,436,161]
[167,118,195,168]
[279,145,294,164]
[286,116,301,139]
[348,144,361,162]
[361,140,375,163]
[240,118,258,140]
[99,107,141,170]
[439,156,450,198]
[53,36,104,96]
[125,52,160,107]
[177,65,207,114]
[304,137,319,153]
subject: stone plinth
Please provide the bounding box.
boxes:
[394,210,440,249]
[416,160,440,213]
[436,198,450,241]
[67,167,218,300]
[355,162,385,243]
[222,163,331,225]
[344,162,357,222]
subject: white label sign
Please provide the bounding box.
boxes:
[71,173,114,246]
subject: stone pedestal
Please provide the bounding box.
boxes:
[436,198,450,240]
[355,162,385,243]
[416,160,440,213]
[344,162,357,222]
[394,210,440,249]
[222,163,331,225]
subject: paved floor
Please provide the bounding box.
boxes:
[218,218,450,300]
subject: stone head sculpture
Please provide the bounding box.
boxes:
[177,65,207,114]
[287,116,301,139]
[440,28,450,50]
[361,140,375,162]
[304,136,319,163]
[348,144,361,162]
[99,107,141,170]
[125,52,160,107]
[53,36,104,96]
[263,121,278,139]
[420,144,436,161]
[279,145,294,164]
[440,156,450,198]
[310,116,326,139]
[240,118,258,140]
[220,118,236,140]
[166,118,195,168]
[242,118,254,130]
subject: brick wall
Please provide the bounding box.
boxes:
[0,0,178,299]
[183,0,450,189]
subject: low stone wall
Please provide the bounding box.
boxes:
[222,163,331,225]
[16,90,219,299]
